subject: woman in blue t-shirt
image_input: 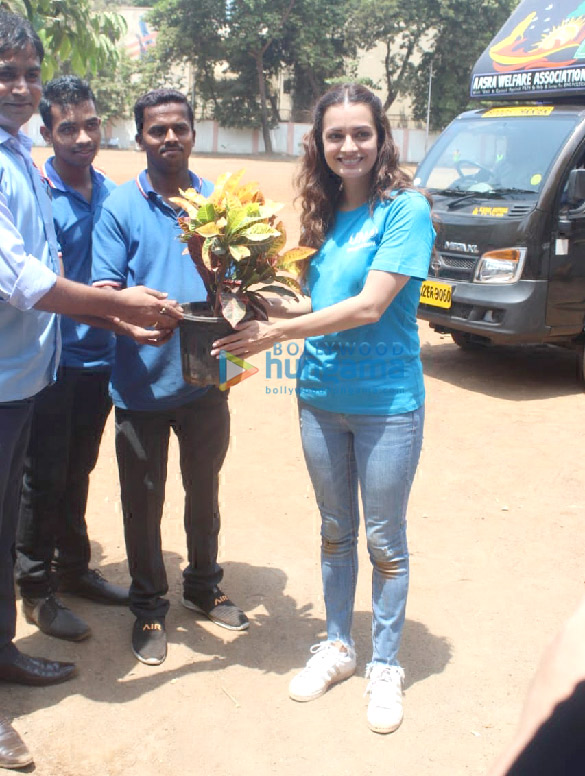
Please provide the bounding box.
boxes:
[213,83,435,734]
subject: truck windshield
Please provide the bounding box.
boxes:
[415,113,578,197]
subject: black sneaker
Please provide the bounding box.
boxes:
[182,588,249,631]
[131,618,167,666]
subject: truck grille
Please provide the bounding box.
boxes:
[432,251,477,281]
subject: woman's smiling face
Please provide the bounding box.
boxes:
[321,101,379,186]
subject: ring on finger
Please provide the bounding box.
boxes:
[160,306,167,316]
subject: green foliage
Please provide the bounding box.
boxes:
[88,50,176,125]
[211,72,275,130]
[284,0,356,118]
[148,0,357,143]
[349,0,442,111]
[149,0,295,150]
[409,0,519,130]
[1,0,126,79]
[148,0,228,120]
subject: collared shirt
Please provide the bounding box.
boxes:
[92,169,214,411]
[43,157,116,370]
[0,128,60,401]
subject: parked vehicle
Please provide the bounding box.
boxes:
[415,0,585,380]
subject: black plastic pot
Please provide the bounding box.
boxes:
[179,302,234,387]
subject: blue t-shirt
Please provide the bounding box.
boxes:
[91,170,214,411]
[44,158,116,370]
[298,191,435,415]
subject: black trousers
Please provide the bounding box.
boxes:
[115,388,230,620]
[507,681,585,775]
[16,367,112,598]
[0,399,33,655]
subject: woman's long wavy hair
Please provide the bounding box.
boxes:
[296,83,419,266]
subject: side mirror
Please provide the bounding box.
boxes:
[566,168,585,206]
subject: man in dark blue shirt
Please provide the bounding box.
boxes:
[92,89,248,668]
[16,76,131,645]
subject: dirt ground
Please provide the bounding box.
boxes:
[6,147,584,776]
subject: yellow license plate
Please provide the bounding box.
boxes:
[420,280,452,309]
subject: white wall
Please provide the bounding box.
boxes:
[29,114,438,165]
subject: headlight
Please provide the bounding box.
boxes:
[474,247,526,283]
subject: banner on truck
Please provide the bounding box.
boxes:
[470,0,585,99]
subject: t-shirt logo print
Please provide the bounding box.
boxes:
[347,226,377,253]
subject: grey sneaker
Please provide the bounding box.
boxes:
[182,587,249,631]
[365,664,405,734]
[289,641,356,702]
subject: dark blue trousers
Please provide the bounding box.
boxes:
[115,388,229,620]
[0,399,34,655]
[15,367,112,598]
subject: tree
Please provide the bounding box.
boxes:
[224,0,295,152]
[148,0,227,119]
[149,0,359,146]
[151,0,296,153]
[1,0,126,79]
[410,0,518,130]
[350,0,442,112]
[87,52,174,128]
[284,0,356,120]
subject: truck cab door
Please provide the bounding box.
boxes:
[548,167,585,333]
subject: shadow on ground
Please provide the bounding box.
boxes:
[4,556,451,718]
[421,336,582,400]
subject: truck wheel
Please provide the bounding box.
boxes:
[450,331,488,350]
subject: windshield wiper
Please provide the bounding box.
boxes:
[446,190,505,210]
[432,187,469,196]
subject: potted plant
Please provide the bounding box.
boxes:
[170,170,315,387]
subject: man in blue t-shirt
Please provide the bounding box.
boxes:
[92,89,248,667]
[15,77,132,645]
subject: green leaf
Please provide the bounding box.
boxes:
[229,245,251,261]
[243,202,261,218]
[197,203,217,224]
[202,238,215,271]
[241,223,280,243]
[71,48,85,75]
[197,222,223,238]
[274,274,303,292]
[257,202,284,219]
[226,206,247,235]
[233,213,273,232]
[242,222,277,236]
[279,246,317,265]
[256,284,298,298]
[58,35,72,61]
[220,293,248,327]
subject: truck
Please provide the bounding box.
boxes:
[415,0,585,380]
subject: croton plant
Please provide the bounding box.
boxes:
[171,170,315,327]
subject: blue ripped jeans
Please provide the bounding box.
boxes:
[299,401,424,667]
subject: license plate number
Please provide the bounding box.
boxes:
[420,280,452,309]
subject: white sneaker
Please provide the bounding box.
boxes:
[365,664,405,734]
[289,641,357,702]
